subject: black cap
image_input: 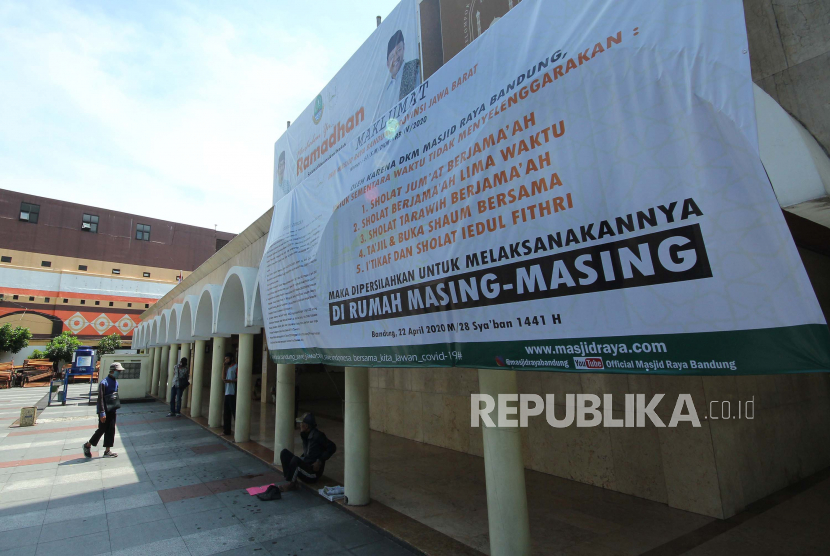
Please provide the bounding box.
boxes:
[387,30,404,57]
[302,413,317,428]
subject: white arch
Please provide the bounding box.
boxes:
[194,284,224,338]
[755,84,830,209]
[250,275,263,329]
[136,324,146,349]
[216,267,260,335]
[158,309,171,346]
[179,294,205,341]
[167,303,183,344]
[150,318,160,347]
[141,323,150,348]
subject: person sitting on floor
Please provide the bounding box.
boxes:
[279,412,336,490]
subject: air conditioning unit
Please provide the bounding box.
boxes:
[19,211,30,221]
[81,222,91,230]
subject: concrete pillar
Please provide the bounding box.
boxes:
[187,343,196,408]
[150,347,161,396]
[274,364,295,461]
[344,366,370,506]
[261,336,269,407]
[235,333,254,442]
[191,340,206,418]
[145,347,151,394]
[180,343,191,409]
[208,336,226,428]
[166,344,178,403]
[478,368,531,556]
[158,345,170,400]
[145,347,154,395]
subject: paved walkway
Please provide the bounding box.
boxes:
[0,385,416,556]
[233,392,830,556]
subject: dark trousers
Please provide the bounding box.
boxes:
[223,394,236,434]
[170,385,185,414]
[280,448,320,484]
[89,411,116,448]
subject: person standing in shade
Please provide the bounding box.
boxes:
[83,362,123,458]
[223,352,237,436]
[168,357,189,417]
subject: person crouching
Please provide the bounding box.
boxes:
[279,413,336,491]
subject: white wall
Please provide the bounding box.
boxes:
[99,353,151,399]
[0,345,43,366]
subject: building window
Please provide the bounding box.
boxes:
[63,299,68,303]
[0,256,10,263]
[109,301,114,307]
[28,296,34,301]
[127,303,132,307]
[41,261,51,268]
[94,300,100,306]
[82,213,99,233]
[19,202,40,224]
[135,223,150,241]
[112,269,120,275]
[119,361,141,380]
[13,295,19,300]
[45,297,50,303]
[145,303,150,308]
[80,300,86,305]
[78,264,87,271]
[143,272,151,278]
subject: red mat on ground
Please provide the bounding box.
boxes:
[246,483,275,496]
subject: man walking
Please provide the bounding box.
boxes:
[278,413,336,490]
[168,357,189,417]
[83,362,122,458]
[223,352,237,436]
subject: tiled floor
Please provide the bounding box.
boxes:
[0,385,417,556]
[215,389,830,556]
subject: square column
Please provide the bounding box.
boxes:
[234,333,254,443]
[478,368,531,556]
[190,340,206,418]
[344,366,370,506]
[166,344,178,403]
[261,337,269,407]
[180,343,191,409]
[158,345,170,400]
[145,347,156,396]
[274,363,295,461]
[150,347,161,396]
[208,336,226,428]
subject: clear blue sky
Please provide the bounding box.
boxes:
[0,0,401,233]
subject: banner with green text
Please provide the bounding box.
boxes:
[259,0,830,374]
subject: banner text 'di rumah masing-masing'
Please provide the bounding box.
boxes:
[258,0,830,374]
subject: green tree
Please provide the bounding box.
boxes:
[96,334,121,355]
[45,331,82,366]
[0,323,32,354]
[29,349,46,359]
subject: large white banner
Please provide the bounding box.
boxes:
[271,0,421,203]
[259,0,830,375]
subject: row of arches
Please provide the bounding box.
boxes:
[133,266,263,348]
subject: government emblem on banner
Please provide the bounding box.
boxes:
[312,94,324,124]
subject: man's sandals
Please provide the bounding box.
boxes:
[103,451,118,458]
